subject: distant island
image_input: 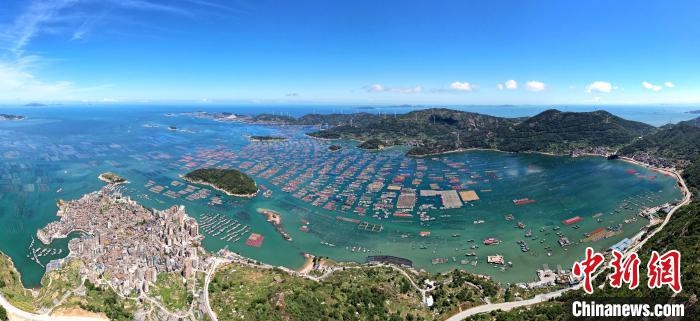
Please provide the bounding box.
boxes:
[98,172,127,184]
[0,114,25,121]
[23,103,46,107]
[687,110,700,114]
[328,144,343,151]
[183,168,258,197]
[249,135,288,142]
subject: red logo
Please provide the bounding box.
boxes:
[572,247,605,294]
[608,250,641,289]
[573,248,683,294]
[647,250,682,293]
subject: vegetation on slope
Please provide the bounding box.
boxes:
[0,254,35,312]
[495,110,654,153]
[266,108,653,156]
[358,138,386,150]
[620,117,700,166]
[209,263,496,321]
[152,272,193,311]
[184,168,257,196]
[79,280,134,321]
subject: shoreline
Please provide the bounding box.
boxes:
[297,253,315,273]
[180,175,259,198]
[2,154,691,319]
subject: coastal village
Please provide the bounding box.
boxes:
[36,184,203,296]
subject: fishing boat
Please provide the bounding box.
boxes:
[483,237,500,245]
[513,198,536,205]
[563,216,583,225]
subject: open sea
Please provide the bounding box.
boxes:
[0,104,692,287]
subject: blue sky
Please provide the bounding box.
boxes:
[0,0,699,105]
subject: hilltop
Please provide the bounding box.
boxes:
[258,108,654,156]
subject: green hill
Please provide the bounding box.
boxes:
[298,108,653,155]
[184,168,258,196]
[620,117,700,164]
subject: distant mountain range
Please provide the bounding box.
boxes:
[253,108,661,156]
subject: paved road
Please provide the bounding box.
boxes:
[203,258,227,321]
[444,285,579,321]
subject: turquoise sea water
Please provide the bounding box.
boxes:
[0,105,687,287]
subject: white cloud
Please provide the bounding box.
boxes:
[525,81,546,92]
[586,81,613,93]
[642,81,663,92]
[0,62,82,101]
[664,81,674,88]
[497,83,504,90]
[504,79,517,90]
[368,84,385,92]
[366,84,423,94]
[449,81,475,92]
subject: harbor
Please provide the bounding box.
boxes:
[0,107,686,286]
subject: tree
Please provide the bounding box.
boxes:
[0,305,7,321]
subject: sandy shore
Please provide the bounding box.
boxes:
[297,254,315,273]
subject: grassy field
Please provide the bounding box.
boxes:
[35,260,83,308]
[209,263,495,321]
[152,272,192,311]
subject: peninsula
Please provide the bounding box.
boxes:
[183,168,258,197]
[36,186,203,296]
